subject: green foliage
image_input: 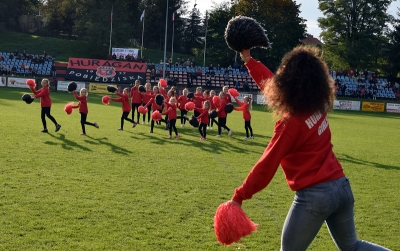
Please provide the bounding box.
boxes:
[182,6,203,54]
[0,87,399,250]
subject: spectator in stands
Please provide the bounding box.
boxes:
[208,64,213,73]
[0,65,5,75]
[216,64,221,71]
[395,82,399,92]
[5,65,10,75]
[243,80,250,92]
[0,55,3,62]
[8,53,13,60]
[13,50,18,57]
[32,67,37,78]
[234,80,240,90]
[11,66,17,76]
[196,68,202,77]
[43,51,47,58]
[233,61,239,69]
[51,64,57,78]
[20,63,25,76]
[227,65,232,73]
[223,70,229,83]
[28,65,33,76]
[239,65,246,72]
[206,78,212,87]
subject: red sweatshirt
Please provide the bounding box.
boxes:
[145,98,162,111]
[195,107,209,125]
[73,91,88,114]
[232,58,345,205]
[142,90,153,105]
[224,93,232,104]
[31,87,51,107]
[162,103,177,120]
[111,93,131,112]
[178,95,188,110]
[233,98,250,121]
[193,93,205,108]
[130,87,142,104]
[216,99,227,118]
[209,97,216,110]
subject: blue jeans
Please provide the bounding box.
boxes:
[281,177,390,251]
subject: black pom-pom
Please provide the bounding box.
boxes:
[209,109,218,119]
[187,92,194,99]
[225,16,271,52]
[155,94,165,106]
[67,82,77,92]
[225,103,234,113]
[189,115,199,128]
[22,93,34,104]
[107,85,117,93]
[139,85,146,93]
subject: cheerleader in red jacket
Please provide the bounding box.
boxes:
[230,47,390,250]
[178,88,189,127]
[29,78,61,133]
[195,100,210,140]
[110,88,137,130]
[215,92,232,137]
[233,96,253,139]
[130,80,142,123]
[162,97,180,139]
[141,82,153,124]
[193,87,206,117]
[73,88,99,135]
[145,86,166,133]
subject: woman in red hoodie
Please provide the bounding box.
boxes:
[230,46,390,251]
[110,88,137,130]
[130,80,143,124]
[73,88,99,136]
[29,78,61,133]
[233,96,253,140]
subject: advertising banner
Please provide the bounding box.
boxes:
[361,102,385,112]
[386,103,400,114]
[66,58,146,84]
[89,83,118,94]
[256,94,267,105]
[112,48,139,59]
[0,77,6,87]
[234,93,253,103]
[57,81,86,92]
[333,100,361,111]
[7,77,30,88]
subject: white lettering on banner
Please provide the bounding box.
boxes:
[318,116,329,135]
[386,103,400,113]
[305,112,323,129]
[7,77,30,88]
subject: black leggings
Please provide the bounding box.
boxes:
[245,120,253,138]
[210,118,218,127]
[199,123,207,138]
[80,112,95,134]
[168,119,178,136]
[121,112,135,129]
[41,107,58,129]
[180,109,188,124]
[143,104,151,122]
[150,109,167,132]
[217,117,230,135]
[131,103,141,122]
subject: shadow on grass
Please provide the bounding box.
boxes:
[84,135,132,155]
[44,133,92,151]
[336,153,399,170]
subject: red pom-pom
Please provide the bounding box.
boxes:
[138,106,148,114]
[26,79,36,88]
[214,201,258,246]
[213,96,220,105]
[185,101,195,111]
[102,95,111,105]
[159,78,168,88]
[64,102,74,115]
[151,110,162,121]
[228,88,240,97]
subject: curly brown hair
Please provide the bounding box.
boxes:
[264,46,335,118]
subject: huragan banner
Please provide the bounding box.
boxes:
[66,58,146,84]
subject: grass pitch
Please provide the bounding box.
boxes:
[0,87,399,250]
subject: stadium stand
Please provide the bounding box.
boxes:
[0,51,54,77]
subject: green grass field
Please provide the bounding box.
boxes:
[0,87,399,250]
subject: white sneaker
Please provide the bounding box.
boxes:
[94,122,99,128]
[244,137,249,140]
[249,136,254,139]
[216,135,221,138]
[207,126,210,129]
[228,130,232,136]
[181,124,184,127]
[142,122,145,124]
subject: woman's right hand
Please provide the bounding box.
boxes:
[240,49,251,62]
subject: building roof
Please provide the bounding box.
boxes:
[300,35,322,45]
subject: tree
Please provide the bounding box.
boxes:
[182,5,202,54]
[318,0,394,70]
[0,0,41,30]
[383,8,400,78]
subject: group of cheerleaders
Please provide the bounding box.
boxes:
[28,78,254,140]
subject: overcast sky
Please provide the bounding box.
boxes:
[187,0,400,40]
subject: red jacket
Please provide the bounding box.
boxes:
[193,93,205,108]
[111,93,131,112]
[162,103,177,120]
[145,97,162,111]
[224,93,232,104]
[142,90,153,105]
[73,91,88,114]
[195,107,209,125]
[233,98,251,121]
[216,99,227,118]
[31,86,51,107]
[130,87,142,104]
[209,97,216,110]
[178,95,188,110]
[232,58,344,205]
